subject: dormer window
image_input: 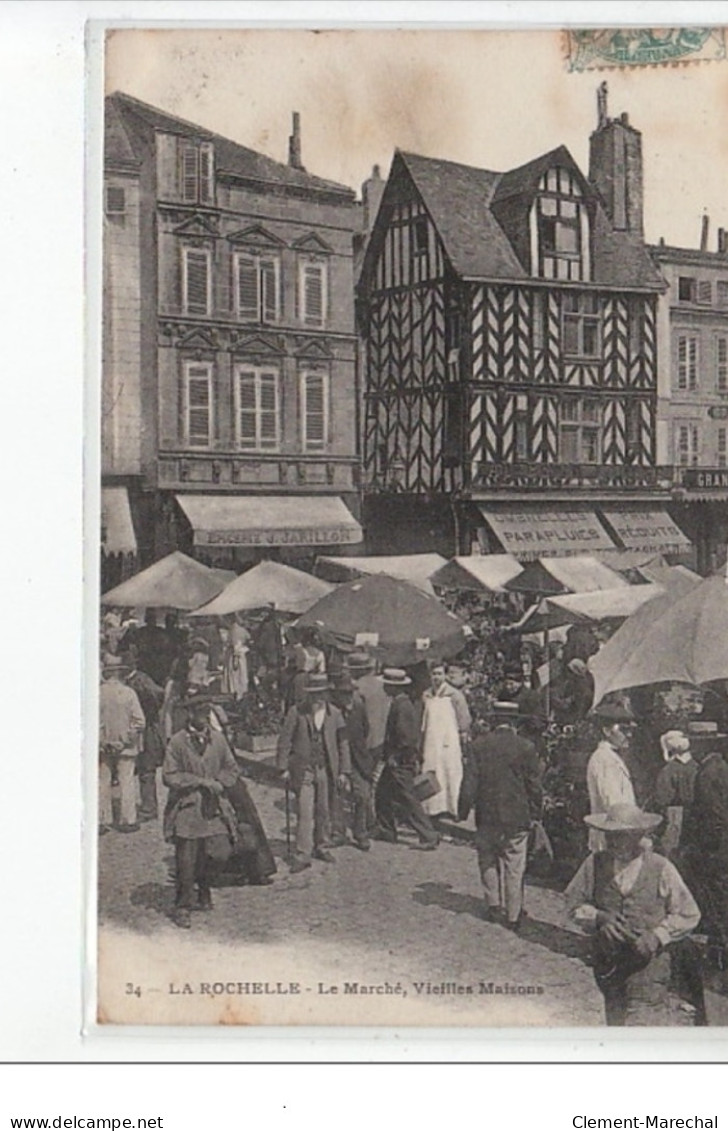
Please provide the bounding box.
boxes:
[179,140,215,205]
[532,167,590,282]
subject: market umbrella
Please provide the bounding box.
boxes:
[101,551,235,611]
[191,560,335,617]
[297,573,468,667]
[590,570,721,706]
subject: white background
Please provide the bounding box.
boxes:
[1,0,726,1113]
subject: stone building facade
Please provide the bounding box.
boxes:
[102,94,361,586]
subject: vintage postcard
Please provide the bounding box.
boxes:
[93,24,728,1029]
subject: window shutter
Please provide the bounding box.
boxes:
[698,280,712,306]
[259,371,279,448]
[237,371,258,449]
[181,145,199,202]
[184,250,209,315]
[236,255,259,321]
[260,258,278,322]
[186,366,211,446]
[303,371,327,450]
[105,186,126,215]
[199,143,214,204]
[302,262,325,327]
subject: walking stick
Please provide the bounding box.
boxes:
[285,783,292,859]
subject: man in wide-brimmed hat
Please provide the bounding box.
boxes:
[99,654,145,834]
[162,690,241,928]
[586,702,637,852]
[565,803,701,1026]
[375,669,439,850]
[458,701,543,931]
[277,672,351,873]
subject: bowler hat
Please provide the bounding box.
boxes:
[184,687,213,709]
[332,671,355,693]
[584,803,662,833]
[382,668,412,687]
[686,721,728,752]
[102,654,130,676]
[591,702,635,724]
[304,673,331,695]
[346,651,374,672]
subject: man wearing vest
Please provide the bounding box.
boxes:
[277,672,351,873]
[565,803,701,1025]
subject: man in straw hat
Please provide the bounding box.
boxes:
[458,701,543,931]
[586,702,637,853]
[99,654,145,834]
[565,803,701,1025]
[375,669,439,850]
[277,672,351,873]
[162,689,241,928]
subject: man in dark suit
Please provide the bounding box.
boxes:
[331,669,375,852]
[682,727,728,964]
[375,669,439,850]
[277,673,351,873]
[458,701,543,931]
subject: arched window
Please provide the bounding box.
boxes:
[531,167,590,281]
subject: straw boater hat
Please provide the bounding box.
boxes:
[584,803,662,833]
[346,650,374,673]
[304,673,331,695]
[382,668,412,687]
[487,701,523,721]
[102,654,130,677]
[686,720,728,753]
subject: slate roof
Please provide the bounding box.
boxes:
[362,148,664,291]
[105,92,355,201]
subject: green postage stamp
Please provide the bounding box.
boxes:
[566,27,726,71]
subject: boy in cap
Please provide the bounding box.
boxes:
[458,701,543,930]
[375,669,439,850]
[566,803,701,1025]
[277,673,351,872]
[586,703,637,852]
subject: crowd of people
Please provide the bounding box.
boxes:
[98,595,728,1026]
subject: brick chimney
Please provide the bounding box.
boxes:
[288,111,303,170]
[588,82,644,237]
[362,164,385,232]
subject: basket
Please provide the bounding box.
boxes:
[412,770,441,802]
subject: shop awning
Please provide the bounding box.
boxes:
[600,508,691,554]
[314,553,447,594]
[176,494,362,548]
[101,487,137,555]
[505,555,629,595]
[477,505,616,560]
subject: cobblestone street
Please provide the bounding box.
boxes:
[97,751,610,1027]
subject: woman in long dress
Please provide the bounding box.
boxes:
[222,614,251,700]
[420,663,471,817]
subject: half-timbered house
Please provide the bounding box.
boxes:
[358,95,691,563]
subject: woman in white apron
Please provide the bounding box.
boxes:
[421,665,470,817]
